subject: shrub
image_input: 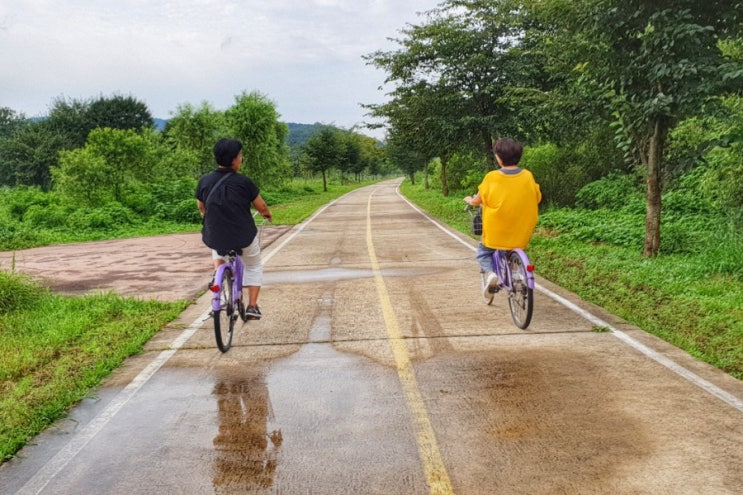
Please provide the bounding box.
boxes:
[0,223,45,250]
[155,199,201,223]
[0,271,45,312]
[66,203,137,231]
[523,143,589,207]
[0,186,53,221]
[575,173,644,211]
[22,203,71,229]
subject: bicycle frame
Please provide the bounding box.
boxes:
[209,216,266,352]
[211,253,244,313]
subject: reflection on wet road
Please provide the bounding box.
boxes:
[212,371,282,492]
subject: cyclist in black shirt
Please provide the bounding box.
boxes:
[196,138,272,320]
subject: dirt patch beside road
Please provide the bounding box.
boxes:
[0,226,291,302]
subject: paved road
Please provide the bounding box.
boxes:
[2,179,742,494]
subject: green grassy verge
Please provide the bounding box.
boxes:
[400,180,743,381]
[0,271,186,461]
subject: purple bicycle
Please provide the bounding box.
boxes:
[208,215,267,352]
[209,249,246,352]
[468,206,535,329]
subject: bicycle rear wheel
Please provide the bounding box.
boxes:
[214,267,236,352]
[507,251,533,329]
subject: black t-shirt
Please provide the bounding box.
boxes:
[195,168,260,252]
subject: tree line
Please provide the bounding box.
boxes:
[0,91,392,249]
[366,0,743,256]
[0,91,388,197]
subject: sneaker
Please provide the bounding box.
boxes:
[245,305,262,320]
[483,271,499,296]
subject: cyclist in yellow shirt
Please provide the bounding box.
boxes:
[464,138,542,298]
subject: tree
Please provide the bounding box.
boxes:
[365,0,549,195]
[528,0,743,255]
[225,91,292,187]
[0,124,66,189]
[337,131,363,181]
[385,132,429,184]
[356,134,385,180]
[53,128,162,205]
[0,107,26,138]
[42,97,92,150]
[87,94,154,131]
[302,127,344,191]
[165,102,224,177]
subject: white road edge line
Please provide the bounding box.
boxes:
[18,190,354,494]
[397,187,743,414]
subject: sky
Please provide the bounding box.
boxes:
[0,0,441,139]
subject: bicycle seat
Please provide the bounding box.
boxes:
[217,248,242,256]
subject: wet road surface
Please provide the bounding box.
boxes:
[2,179,743,494]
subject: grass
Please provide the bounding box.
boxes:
[0,274,186,460]
[400,180,743,381]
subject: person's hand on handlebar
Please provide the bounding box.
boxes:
[463,193,482,207]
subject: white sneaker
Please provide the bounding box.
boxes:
[482,271,498,300]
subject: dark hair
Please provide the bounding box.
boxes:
[493,138,523,166]
[213,138,243,167]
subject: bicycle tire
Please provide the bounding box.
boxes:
[214,267,235,352]
[507,251,533,329]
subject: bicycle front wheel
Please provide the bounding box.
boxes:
[507,251,533,329]
[214,267,236,352]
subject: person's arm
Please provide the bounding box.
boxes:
[464,192,482,206]
[252,194,273,222]
[197,199,206,218]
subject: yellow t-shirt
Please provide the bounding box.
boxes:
[478,168,542,250]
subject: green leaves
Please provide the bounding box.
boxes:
[225,91,292,188]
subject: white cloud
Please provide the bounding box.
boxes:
[0,0,439,138]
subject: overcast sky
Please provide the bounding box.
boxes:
[1,0,440,138]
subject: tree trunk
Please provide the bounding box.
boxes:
[409,171,415,185]
[424,160,430,190]
[643,119,667,257]
[322,170,327,192]
[440,154,450,197]
[483,132,495,170]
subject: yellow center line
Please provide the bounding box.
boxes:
[366,194,454,495]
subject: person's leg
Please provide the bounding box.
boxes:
[240,239,263,309]
[476,243,495,273]
[210,250,226,284]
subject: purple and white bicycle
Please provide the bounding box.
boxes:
[208,215,266,352]
[209,249,246,352]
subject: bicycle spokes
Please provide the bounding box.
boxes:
[506,250,534,329]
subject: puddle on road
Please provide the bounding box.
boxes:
[210,287,422,492]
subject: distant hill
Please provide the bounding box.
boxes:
[153,118,167,131]
[286,122,328,148]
